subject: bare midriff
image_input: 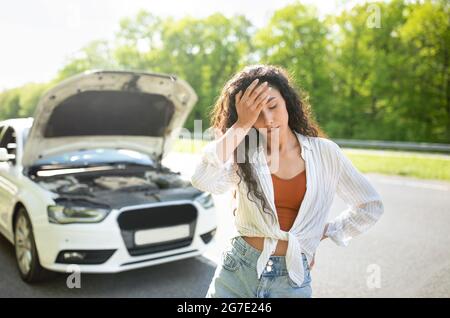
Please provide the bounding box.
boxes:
[242,236,290,255]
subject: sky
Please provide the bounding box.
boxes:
[0,0,364,91]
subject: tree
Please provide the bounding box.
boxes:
[113,11,253,130]
[254,2,333,128]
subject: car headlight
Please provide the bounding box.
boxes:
[195,193,214,209]
[47,205,110,224]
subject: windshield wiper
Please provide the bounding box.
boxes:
[100,161,156,169]
[31,161,154,172]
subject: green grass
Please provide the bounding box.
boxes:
[173,138,208,154]
[173,138,450,181]
[345,151,450,181]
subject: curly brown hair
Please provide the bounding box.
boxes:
[210,64,325,221]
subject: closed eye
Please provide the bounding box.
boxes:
[269,105,277,110]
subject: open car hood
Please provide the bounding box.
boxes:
[22,70,197,167]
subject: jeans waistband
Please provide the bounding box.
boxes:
[230,236,307,277]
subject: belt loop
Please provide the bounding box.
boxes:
[232,236,247,256]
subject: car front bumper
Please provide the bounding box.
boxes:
[33,200,217,273]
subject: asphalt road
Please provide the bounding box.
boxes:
[0,153,449,297]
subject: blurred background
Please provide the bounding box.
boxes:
[1,0,449,144]
[0,0,449,297]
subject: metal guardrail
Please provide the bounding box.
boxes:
[334,139,450,153]
[186,134,450,153]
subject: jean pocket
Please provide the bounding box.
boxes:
[287,260,312,289]
[221,251,240,272]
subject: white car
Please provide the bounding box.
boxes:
[0,70,217,283]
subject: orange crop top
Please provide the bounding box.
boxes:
[270,170,307,232]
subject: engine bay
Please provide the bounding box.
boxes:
[32,165,201,209]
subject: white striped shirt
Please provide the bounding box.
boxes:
[191,131,384,287]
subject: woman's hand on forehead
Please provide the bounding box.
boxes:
[235,79,272,129]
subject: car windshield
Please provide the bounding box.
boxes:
[32,148,155,169]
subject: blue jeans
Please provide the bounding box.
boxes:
[206,236,312,298]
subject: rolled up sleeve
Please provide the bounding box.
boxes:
[190,140,240,195]
[325,142,384,246]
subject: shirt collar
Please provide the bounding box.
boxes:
[295,131,312,152]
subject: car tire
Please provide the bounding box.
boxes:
[14,207,51,283]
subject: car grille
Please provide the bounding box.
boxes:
[117,203,198,256]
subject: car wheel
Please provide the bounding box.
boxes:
[14,208,50,283]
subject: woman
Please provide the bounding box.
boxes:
[191,65,384,298]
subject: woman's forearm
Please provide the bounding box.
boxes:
[215,121,252,164]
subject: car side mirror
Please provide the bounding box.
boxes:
[0,148,10,161]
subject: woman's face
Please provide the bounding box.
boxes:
[253,86,289,138]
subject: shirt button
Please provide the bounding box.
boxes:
[266,265,272,272]
[267,260,273,266]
